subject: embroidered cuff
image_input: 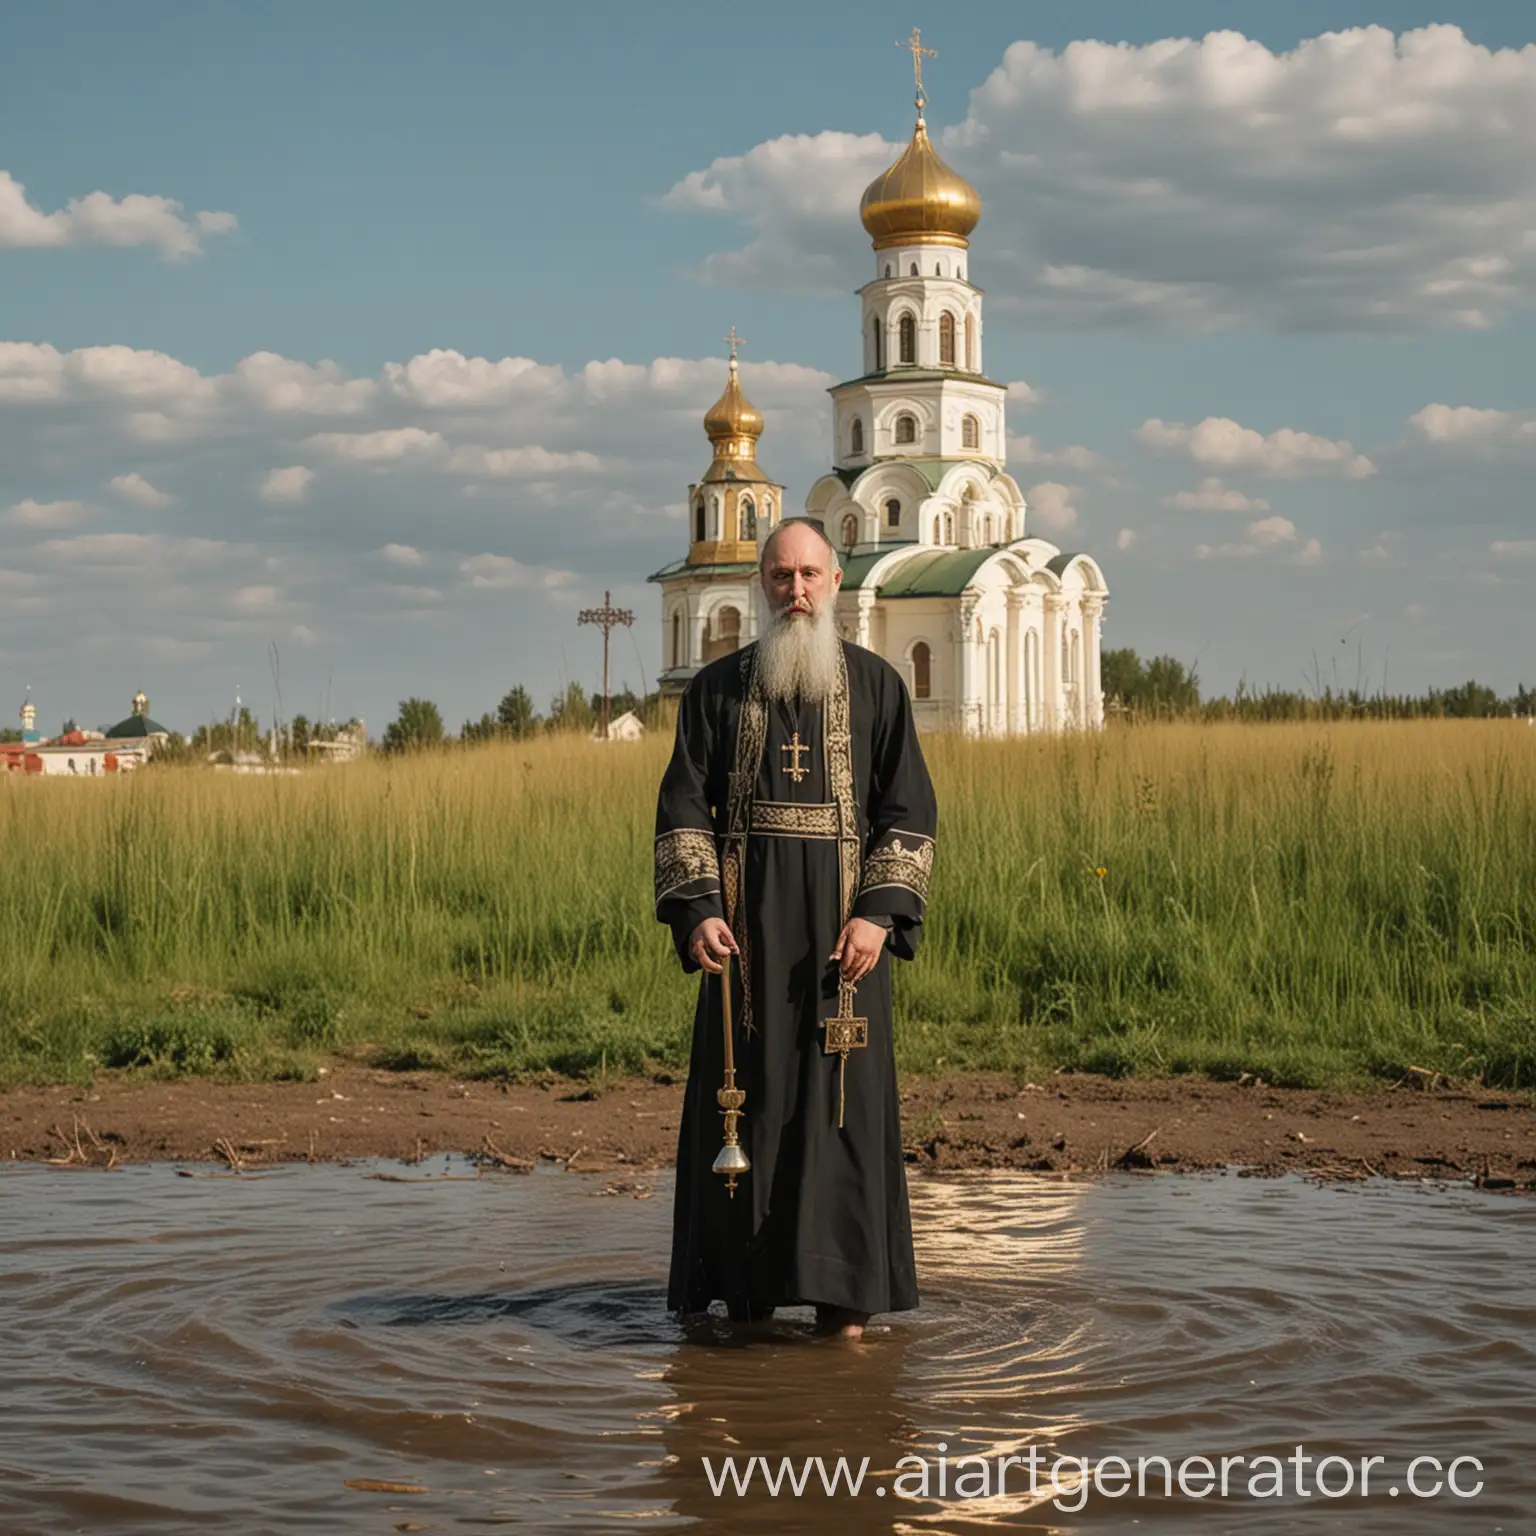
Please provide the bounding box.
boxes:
[654,827,721,909]
[857,831,934,906]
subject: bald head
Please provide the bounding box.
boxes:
[760,516,839,574]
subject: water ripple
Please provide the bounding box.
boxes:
[1,1161,1531,1533]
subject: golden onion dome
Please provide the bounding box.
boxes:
[859,114,980,250]
[703,355,763,442]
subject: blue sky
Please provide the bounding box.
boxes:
[2,2,1533,733]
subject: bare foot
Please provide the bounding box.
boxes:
[813,1305,870,1341]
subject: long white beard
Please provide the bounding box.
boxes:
[756,600,841,703]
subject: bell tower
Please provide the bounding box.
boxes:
[827,31,1008,510]
[649,331,784,692]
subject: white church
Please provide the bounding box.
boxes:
[650,59,1108,734]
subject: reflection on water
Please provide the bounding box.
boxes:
[1,1161,1531,1533]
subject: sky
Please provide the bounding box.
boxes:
[2,0,1533,735]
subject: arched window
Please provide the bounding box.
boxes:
[898,312,915,364]
[983,514,994,544]
[962,413,979,450]
[894,412,917,445]
[939,311,956,367]
[704,605,742,664]
[884,497,900,529]
[841,513,859,549]
[739,496,756,540]
[871,316,883,372]
[943,510,955,544]
[932,514,942,544]
[912,641,931,699]
[910,262,919,276]
[965,313,976,371]
[851,417,864,456]
[709,495,721,538]
[671,612,682,667]
[764,494,774,522]
[884,263,892,279]
[693,501,706,543]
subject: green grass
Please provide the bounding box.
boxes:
[2,719,1532,1091]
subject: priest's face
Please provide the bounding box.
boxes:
[760,522,842,621]
[757,522,844,702]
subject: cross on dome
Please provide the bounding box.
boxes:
[897,27,937,113]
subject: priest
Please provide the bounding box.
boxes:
[654,516,938,1340]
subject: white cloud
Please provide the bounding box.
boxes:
[447,444,603,477]
[230,585,281,616]
[1163,476,1271,512]
[1137,416,1375,479]
[384,349,566,409]
[1250,515,1298,547]
[290,623,318,647]
[31,533,241,570]
[109,472,172,509]
[1492,540,1536,557]
[1195,514,1322,563]
[1408,402,1536,447]
[378,543,425,567]
[307,427,447,464]
[1025,481,1079,534]
[1006,381,1044,408]
[5,497,88,528]
[665,26,1536,333]
[1011,435,1108,475]
[1115,528,1136,550]
[0,169,237,260]
[234,353,376,416]
[259,466,315,504]
[458,553,576,590]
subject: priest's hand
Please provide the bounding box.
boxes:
[831,917,887,984]
[689,917,739,974]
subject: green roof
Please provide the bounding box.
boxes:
[647,558,759,583]
[103,714,167,738]
[835,550,895,591]
[841,547,997,599]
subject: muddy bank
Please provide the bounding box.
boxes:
[4,1068,1534,1190]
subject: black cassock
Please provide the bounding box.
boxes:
[654,638,937,1319]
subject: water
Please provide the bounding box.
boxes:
[1,1162,1531,1533]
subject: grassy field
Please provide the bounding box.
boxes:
[1,720,1532,1091]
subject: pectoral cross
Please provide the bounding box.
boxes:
[780,731,810,784]
[823,978,869,1129]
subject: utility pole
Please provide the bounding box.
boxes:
[577,591,635,739]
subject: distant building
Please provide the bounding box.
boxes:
[591,709,646,742]
[305,720,367,763]
[1,690,167,776]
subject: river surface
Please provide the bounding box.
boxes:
[1,1161,1531,1534]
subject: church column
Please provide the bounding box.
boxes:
[690,599,709,669]
[854,590,878,649]
[1004,590,1023,735]
[957,593,981,736]
[1042,593,1066,732]
[1081,595,1105,729]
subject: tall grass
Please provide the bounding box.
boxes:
[1,720,1532,1090]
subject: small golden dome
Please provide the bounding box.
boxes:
[703,356,763,442]
[859,114,980,251]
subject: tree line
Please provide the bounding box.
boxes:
[384,683,672,753]
[1102,649,1536,722]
